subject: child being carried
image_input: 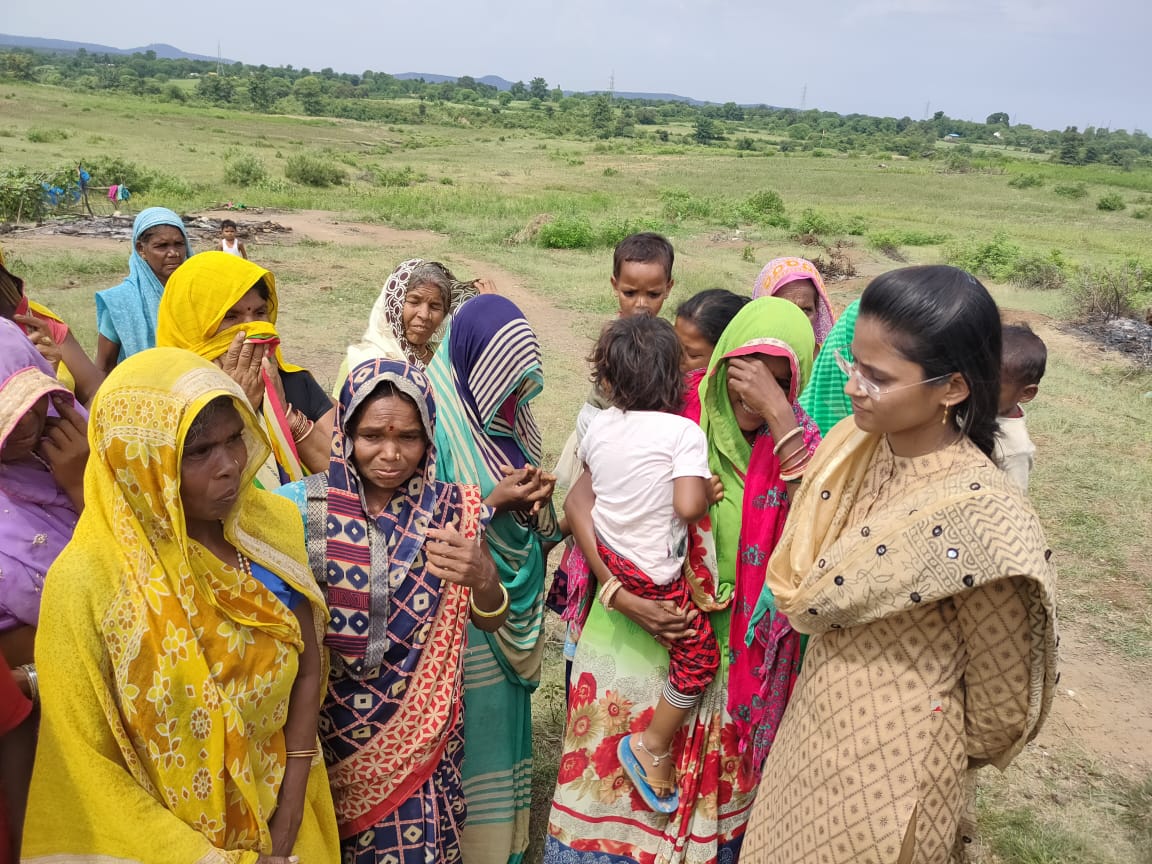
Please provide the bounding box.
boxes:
[569,314,718,814]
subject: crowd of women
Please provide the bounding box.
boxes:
[0,208,1057,864]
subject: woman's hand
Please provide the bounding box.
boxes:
[38,394,88,511]
[217,332,266,410]
[474,277,498,295]
[613,592,699,650]
[14,315,63,371]
[726,357,792,423]
[426,527,507,630]
[485,464,555,514]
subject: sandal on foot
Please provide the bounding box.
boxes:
[617,734,679,814]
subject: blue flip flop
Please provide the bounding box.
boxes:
[618,734,679,814]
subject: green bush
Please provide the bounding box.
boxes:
[794,209,842,235]
[1068,266,1140,321]
[284,152,347,187]
[1096,193,1126,212]
[26,127,70,143]
[1010,251,1070,291]
[742,189,785,219]
[869,229,949,248]
[538,215,596,249]
[85,156,156,193]
[596,217,665,248]
[945,233,1021,280]
[1007,173,1044,189]
[223,152,268,187]
[370,165,428,188]
[1133,207,1151,220]
[660,189,716,222]
[1054,183,1088,199]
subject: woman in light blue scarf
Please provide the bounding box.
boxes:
[94,206,192,373]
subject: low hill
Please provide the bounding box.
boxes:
[0,34,228,63]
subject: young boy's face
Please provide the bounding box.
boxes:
[222,225,236,240]
[611,260,673,317]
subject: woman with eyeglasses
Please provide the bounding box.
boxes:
[741,266,1058,864]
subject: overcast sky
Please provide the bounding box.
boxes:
[4,0,1149,132]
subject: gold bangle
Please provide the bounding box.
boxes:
[471,581,510,618]
[601,580,625,611]
[772,426,804,456]
[285,749,319,759]
[597,577,621,607]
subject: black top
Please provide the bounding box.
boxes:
[282,369,333,421]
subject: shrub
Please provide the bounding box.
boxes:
[538,215,596,249]
[1133,207,1151,220]
[1054,183,1088,199]
[85,156,157,193]
[660,189,716,222]
[284,152,346,187]
[1010,251,1070,291]
[1096,193,1126,212]
[945,233,1021,280]
[869,229,949,248]
[1007,173,1044,189]
[26,127,70,143]
[223,152,268,187]
[742,189,785,219]
[370,165,427,187]
[794,209,841,235]
[596,217,666,248]
[1068,266,1140,321]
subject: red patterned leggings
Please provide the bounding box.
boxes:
[597,540,720,708]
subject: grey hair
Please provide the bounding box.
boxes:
[406,261,454,308]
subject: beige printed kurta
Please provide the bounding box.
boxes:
[742,427,1057,864]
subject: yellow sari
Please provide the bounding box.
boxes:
[156,251,308,488]
[23,348,339,864]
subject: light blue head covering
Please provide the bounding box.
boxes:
[94,207,192,361]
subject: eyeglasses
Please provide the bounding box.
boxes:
[834,349,951,398]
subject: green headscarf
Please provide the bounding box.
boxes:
[698,297,816,606]
[799,298,859,434]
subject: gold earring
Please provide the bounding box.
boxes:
[941,405,950,426]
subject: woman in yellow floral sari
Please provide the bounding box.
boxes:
[22,348,340,864]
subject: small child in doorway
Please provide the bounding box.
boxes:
[219,219,248,259]
[566,314,717,814]
[994,322,1047,492]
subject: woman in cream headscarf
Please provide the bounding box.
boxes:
[334,258,493,393]
[156,251,334,486]
[23,349,339,864]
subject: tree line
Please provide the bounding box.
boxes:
[2,46,1150,167]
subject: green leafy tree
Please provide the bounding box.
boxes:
[247,72,275,112]
[529,77,549,100]
[510,80,527,98]
[293,75,325,115]
[693,116,719,145]
[589,95,615,138]
[985,112,1010,126]
[1058,126,1082,165]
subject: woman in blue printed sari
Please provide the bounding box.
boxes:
[278,358,509,863]
[425,295,560,864]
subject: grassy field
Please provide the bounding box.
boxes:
[3,81,1152,863]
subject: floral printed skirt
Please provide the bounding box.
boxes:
[544,601,754,864]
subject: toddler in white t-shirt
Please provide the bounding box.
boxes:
[567,315,716,814]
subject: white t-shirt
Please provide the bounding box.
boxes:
[580,407,711,586]
[993,412,1036,493]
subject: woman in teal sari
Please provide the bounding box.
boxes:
[425,295,559,864]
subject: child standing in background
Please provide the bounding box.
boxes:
[218,219,248,259]
[994,322,1047,492]
[567,315,717,814]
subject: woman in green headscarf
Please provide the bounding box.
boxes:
[546,297,821,863]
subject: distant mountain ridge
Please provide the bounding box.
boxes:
[1,35,708,104]
[0,34,229,63]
